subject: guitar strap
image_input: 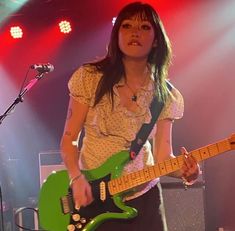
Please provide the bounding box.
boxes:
[129,81,172,160]
[78,81,173,160]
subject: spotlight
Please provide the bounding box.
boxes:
[112,17,117,25]
[59,20,72,34]
[10,26,23,39]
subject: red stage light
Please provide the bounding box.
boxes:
[10,26,23,39]
[59,20,72,34]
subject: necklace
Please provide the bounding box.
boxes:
[125,72,149,102]
[125,82,138,101]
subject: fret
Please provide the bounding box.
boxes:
[109,180,118,194]
[199,147,210,160]
[129,172,142,186]
[170,158,179,171]
[143,168,151,180]
[208,143,219,157]
[113,179,121,192]
[191,150,200,161]
[153,164,160,178]
[135,171,144,185]
[164,159,174,173]
[158,162,167,175]
[117,177,124,192]
[148,166,156,179]
[217,140,231,153]
[177,155,184,168]
[163,161,168,173]
[121,175,130,191]
[122,174,129,184]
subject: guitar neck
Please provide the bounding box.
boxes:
[108,137,232,195]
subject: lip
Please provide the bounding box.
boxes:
[128,40,142,46]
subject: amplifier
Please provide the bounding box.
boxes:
[38,150,65,186]
[160,176,206,231]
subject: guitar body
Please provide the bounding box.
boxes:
[38,134,235,231]
[38,150,137,231]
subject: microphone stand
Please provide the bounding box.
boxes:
[0,72,45,125]
[0,71,46,231]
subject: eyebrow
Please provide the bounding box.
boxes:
[122,19,151,23]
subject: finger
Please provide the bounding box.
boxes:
[84,185,93,206]
[181,147,197,169]
[180,147,188,155]
[185,157,195,168]
[75,205,80,211]
[74,199,80,210]
[73,195,81,210]
[181,147,191,166]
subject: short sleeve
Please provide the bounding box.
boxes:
[68,66,99,106]
[158,87,184,120]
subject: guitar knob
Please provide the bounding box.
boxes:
[75,222,83,229]
[67,224,75,231]
[72,213,81,222]
[80,217,87,224]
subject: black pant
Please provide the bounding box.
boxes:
[95,183,166,231]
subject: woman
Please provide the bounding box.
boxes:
[60,2,199,230]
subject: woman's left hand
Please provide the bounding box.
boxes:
[180,147,200,184]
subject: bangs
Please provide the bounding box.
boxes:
[118,4,157,25]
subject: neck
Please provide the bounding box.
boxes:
[122,57,149,81]
[121,58,150,102]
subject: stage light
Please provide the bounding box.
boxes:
[112,17,116,25]
[59,20,72,34]
[10,26,23,39]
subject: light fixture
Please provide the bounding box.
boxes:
[59,20,72,34]
[112,17,117,25]
[10,26,23,39]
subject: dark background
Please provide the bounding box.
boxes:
[0,0,234,230]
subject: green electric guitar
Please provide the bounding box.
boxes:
[38,134,235,231]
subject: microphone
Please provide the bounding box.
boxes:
[31,63,54,73]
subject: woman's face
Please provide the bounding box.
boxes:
[118,16,156,61]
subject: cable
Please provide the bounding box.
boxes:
[14,207,46,231]
[19,67,31,95]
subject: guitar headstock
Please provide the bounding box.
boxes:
[229,133,235,150]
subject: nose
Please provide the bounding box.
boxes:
[131,25,141,37]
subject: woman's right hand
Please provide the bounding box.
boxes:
[71,174,93,209]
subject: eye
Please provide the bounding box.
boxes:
[141,24,152,30]
[121,23,132,29]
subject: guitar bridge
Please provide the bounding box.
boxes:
[60,194,74,214]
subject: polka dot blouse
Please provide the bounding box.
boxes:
[68,65,184,200]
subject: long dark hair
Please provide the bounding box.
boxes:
[87,1,172,106]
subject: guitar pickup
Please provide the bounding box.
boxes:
[60,194,74,214]
[99,181,106,201]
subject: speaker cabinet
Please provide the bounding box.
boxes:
[38,150,65,186]
[161,176,205,231]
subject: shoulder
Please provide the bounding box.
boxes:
[159,81,184,120]
[167,81,184,104]
[71,64,101,79]
[68,65,102,105]
[69,64,102,87]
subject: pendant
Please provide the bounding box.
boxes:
[131,95,137,102]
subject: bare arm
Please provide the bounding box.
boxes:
[60,97,87,177]
[60,97,93,207]
[154,119,176,164]
[154,119,199,182]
